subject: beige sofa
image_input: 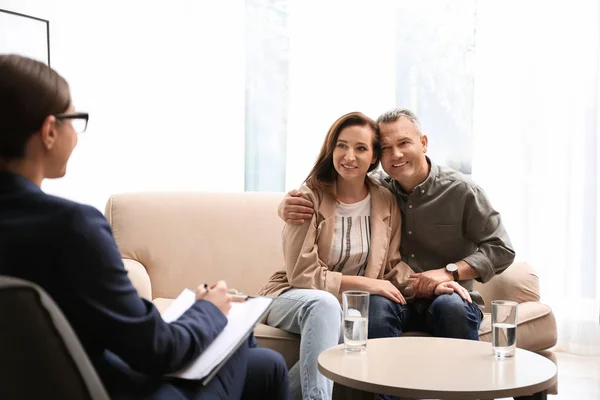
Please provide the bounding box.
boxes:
[105,191,558,395]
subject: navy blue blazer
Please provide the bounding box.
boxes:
[0,172,227,397]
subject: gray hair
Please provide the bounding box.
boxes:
[376,108,423,137]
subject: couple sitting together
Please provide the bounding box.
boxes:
[257,109,516,400]
[0,54,514,400]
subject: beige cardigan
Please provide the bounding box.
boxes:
[257,178,414,298]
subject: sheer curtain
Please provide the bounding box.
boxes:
[244,0,290,191]
[284,0,396,189]
[394,0,477,175]
[472,0,600,355]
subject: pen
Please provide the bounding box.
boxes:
[202,284,241,295]
[193,285,256,301]
[231,293,258,301]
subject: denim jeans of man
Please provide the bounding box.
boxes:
[368,292,483,400]
[266,289,344,400]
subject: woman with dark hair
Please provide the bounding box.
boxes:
[0,54,288,400]
[257,112,413,400]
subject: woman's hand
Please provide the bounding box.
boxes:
[340,276,406,304]
[367,279,406,304]
[434,281,472,303]
[196,280,233,316]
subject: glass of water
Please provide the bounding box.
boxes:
[342,291,369,352]
[491,300,518,358]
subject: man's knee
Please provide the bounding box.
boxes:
[429,293,481,339]
[368,295,400,320]
[430,293,473,316]
[368,295,407,339]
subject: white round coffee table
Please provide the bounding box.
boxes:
[318,337,557,400]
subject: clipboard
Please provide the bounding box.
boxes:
[201,297,272,385]
[161,289,273,383]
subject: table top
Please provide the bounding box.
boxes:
[317,337,557,399]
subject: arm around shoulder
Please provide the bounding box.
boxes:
[278,189,315,224]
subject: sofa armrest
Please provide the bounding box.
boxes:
[123,259,152,301]
[479,301,557,352]
[474,262,540,313]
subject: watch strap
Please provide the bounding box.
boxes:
[452,269,459,281]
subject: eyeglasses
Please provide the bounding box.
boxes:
[54,112,89,134]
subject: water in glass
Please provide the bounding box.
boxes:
[491,300,518,358]
[344,314,367,351]
[492,322,516,358]
[342,291,369,352]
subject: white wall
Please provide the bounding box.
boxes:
[0,0,246,211]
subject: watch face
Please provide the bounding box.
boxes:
[446,263,458,272]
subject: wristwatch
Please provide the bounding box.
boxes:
[445,263,459,281]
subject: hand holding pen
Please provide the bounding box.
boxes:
[195,280,232,316]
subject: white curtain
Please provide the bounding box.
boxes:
[472,0,600,354]
[284,0,397,189]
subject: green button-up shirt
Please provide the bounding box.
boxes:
[373,157,515,305]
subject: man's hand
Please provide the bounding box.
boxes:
[278,189,314,224]
[196,280,232,316]
[434,281,472,303]
[410,269,452,297]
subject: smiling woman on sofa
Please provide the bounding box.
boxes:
[0,54,288,400]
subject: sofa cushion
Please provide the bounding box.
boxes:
[479,301,557,352]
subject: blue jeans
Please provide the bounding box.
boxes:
[266,289,344,400]
[368,293,483,400]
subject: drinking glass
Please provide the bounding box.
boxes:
[342,291,369,352]
[491,300,518,358]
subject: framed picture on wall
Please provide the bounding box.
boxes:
[0,9,50,65]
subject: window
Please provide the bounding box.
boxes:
[394,1,477,174]
[244,0,290,191]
